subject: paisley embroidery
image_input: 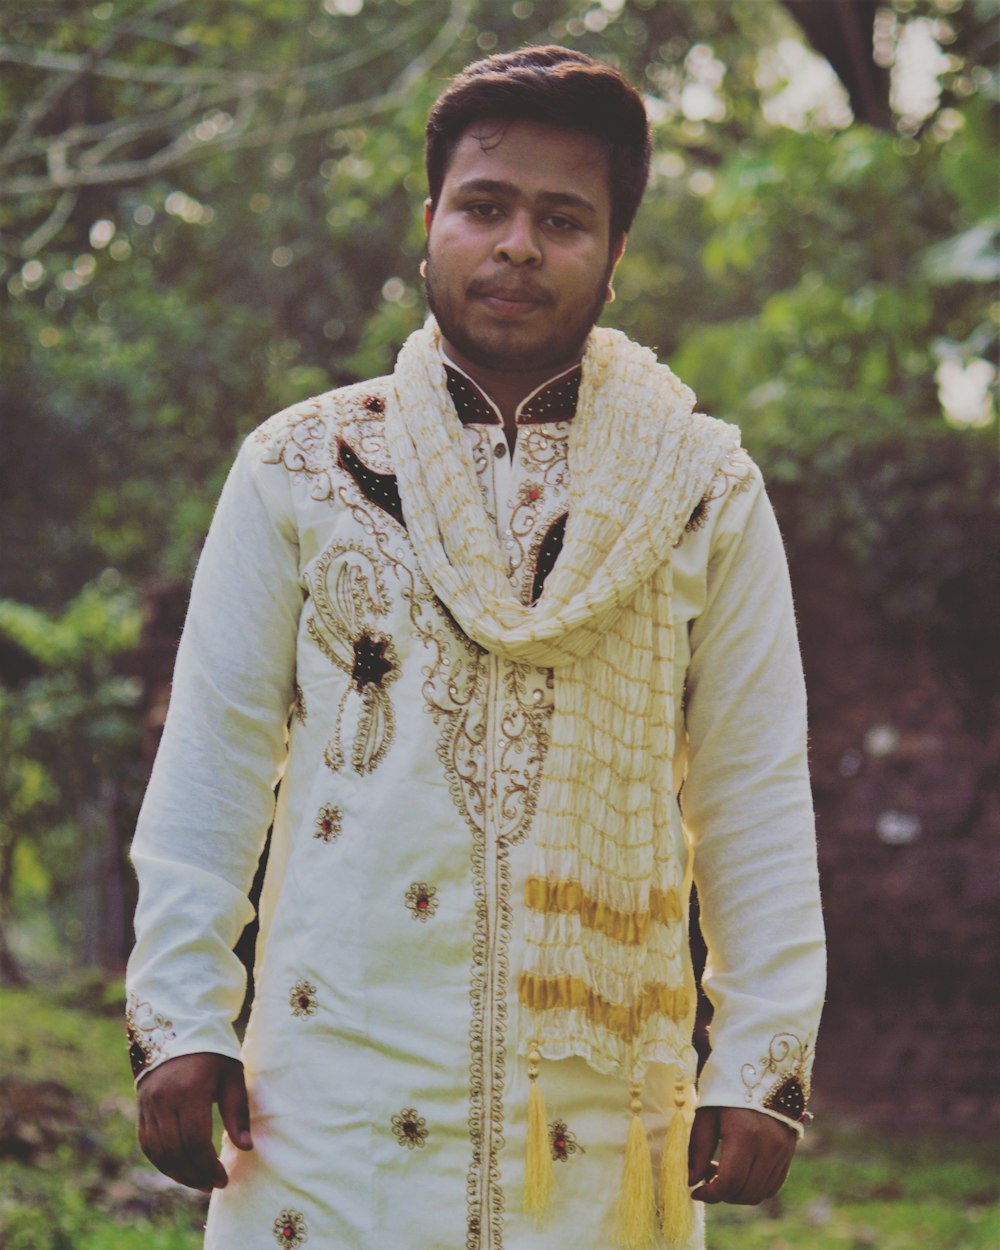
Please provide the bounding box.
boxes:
[125,993,175,1078]
[392,1108,429,1149]
[306,541,400,775]
[292,685,307,725]
[741,1031,814,1124]
[272,1208,308,1247]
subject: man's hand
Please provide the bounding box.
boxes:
[688,1106,797,1205]
[137,1052,253,1192]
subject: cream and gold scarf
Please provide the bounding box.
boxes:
[386,317,739,1248]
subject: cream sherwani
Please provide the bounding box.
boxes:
[127,357,825,1250]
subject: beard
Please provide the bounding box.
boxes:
[423,253,615,377]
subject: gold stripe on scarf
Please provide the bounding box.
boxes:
[524,876,683,946]
[518,972,691,1040]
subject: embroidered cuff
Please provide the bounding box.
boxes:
[697,1030,816,1136]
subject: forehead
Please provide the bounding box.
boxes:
[443,118,611,214]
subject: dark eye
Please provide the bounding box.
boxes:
[546,215,578,232]
[467,202,501,219]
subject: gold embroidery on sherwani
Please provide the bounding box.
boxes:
[683,446,755,537]
[741,1031,814,1123]
[313,804,342,843]
[272,1207,308,1247]
[321,414,505,1249]
[258,398,338,502]
[125,993,175,1078]
[305,540,400,775]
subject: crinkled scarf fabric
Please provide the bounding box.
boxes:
[386,317,739,1087]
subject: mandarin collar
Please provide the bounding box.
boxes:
[443,357,581,428]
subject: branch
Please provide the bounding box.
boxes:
[20,190,77,256]
[1,0,473,200]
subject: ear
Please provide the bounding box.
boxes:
[423,198,434,235]
[611,233,627,275]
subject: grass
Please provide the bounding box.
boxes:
[708,1121,999,1249]
[1,982,997,1249]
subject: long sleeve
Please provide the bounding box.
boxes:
[681,465,825,1132]
[125,432,303,1081]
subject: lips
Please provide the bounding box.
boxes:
[473,284,550,316]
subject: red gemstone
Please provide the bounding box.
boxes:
[528,487,540,501]
[418,897,428,909]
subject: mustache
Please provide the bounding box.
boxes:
[466,279,553,305]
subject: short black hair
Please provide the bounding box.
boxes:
[425,46,652,240]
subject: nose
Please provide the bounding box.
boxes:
[494,210,541,267]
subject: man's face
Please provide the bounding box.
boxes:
[423,118,624,380]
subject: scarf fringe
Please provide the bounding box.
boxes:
[522,1044,553,1222]
[659,1080,694,1248]
[615,1086,657,1250]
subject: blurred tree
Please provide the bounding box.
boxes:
[0,581,142,975]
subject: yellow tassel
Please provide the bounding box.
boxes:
[659,1080,693,1248]
[614,1085,657,1250]
[522,1044,553,1221]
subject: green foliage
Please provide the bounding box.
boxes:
[0,583,143,970]
[0,986,206,1250]
[711,1124,1000,1249]
[0,0,997,970]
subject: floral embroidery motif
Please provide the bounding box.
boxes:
[503,422,572,603]
[292,685,307,725]
[405,882,439,921]
[549,1119,584,1162]
[257,403,337,502]
[306,541,400,775]
[392,1107,429,1149]
[125,993,176,1078]
[289,979,318,1018]
[682,447,755,537]
[272,1208,308,1247]
[313,804,342,843]
[741,1032,814,1124]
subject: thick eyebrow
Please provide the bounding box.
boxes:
[452,178,598,217]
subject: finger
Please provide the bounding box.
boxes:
[218,1063,254,1151]
[687,1106,719,1187]
[176,1098,228,1191]
[693,1145,753,1205]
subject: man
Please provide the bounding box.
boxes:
[127,47,825,1250]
